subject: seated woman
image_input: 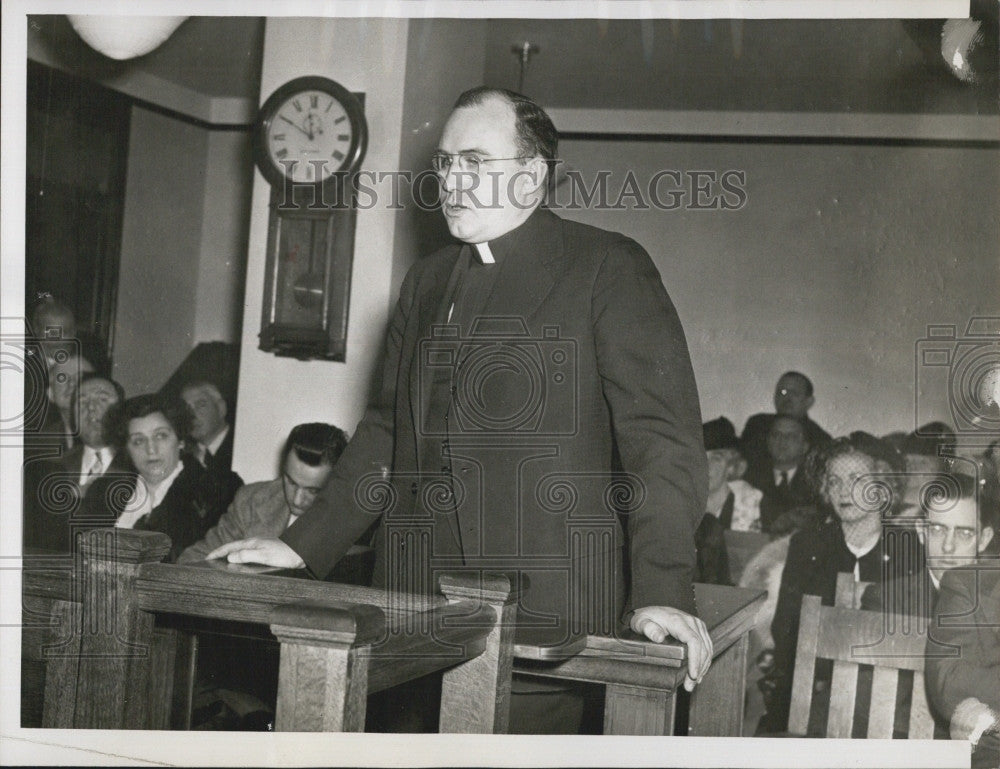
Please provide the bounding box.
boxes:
[88,393,241,562]
[756,431,924,735]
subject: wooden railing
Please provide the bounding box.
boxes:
[22,528,518,733]
[22,530,764,735]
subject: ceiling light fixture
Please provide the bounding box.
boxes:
[66,15,187,61]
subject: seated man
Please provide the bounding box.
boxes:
[926,564,1000,769]
[179,422,348,563]
[740,371,831,484]
[864,470,995,620]
[23,372,128,553]
[180,380,236,475]
[745,415,813,533]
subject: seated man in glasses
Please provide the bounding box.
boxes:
[864,468,996,618]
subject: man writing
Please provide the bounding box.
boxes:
[210,87,711,717]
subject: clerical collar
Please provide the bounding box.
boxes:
[473,242,495,264]
[468,206,546,265]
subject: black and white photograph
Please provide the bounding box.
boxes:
[1,1,997,766]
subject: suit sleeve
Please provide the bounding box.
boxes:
[280,262,420,579]
[926,568,1000,721]
[591,237,705,615]
[178,484,256,563]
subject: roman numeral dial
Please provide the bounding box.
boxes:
[255,77,368,188]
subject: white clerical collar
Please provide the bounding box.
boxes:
[204,424,230,457]
[473,242,495,264]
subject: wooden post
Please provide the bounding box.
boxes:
[604,684,677,735]
[437,572,519,734]
[72,528,171,728]
[270,601,385,732]
[688,632,749,735]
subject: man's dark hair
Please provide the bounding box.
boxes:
[920,470,999,535]
[769,413,808,438]
[281,423,348,468]
[453,86,559,164]
[114,393,192,448]
[779,370,814,398]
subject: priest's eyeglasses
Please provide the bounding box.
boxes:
[431,152,531,175]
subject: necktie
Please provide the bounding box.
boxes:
[86,453,104,482]
[777,471,788,489]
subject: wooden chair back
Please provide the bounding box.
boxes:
[788,593,935,738]
[723,529,771,584]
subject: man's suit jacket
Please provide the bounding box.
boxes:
[178,479,288,563]
[23,445,132,553]
[926,566,1000,722]
[740,413,831,494]
[744,463,812,533]
[283,207,706,643]
[206,426,235,474]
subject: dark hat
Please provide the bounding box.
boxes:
[704,417,739,452]
[903,422,956,457]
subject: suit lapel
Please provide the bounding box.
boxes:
[407,247,464,458]
[478,208,563,331]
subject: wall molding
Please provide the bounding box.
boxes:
[547,108,999,143]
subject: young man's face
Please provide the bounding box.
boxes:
[924,496,994,581]
[436,96,542,244]
[282,452,334,517]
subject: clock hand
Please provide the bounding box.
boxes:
[280,114,312,140]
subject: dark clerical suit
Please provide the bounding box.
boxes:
[283,207,706,647]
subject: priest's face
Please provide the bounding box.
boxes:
[436,96,543,244]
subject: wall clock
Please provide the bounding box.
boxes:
[252,76,368,361]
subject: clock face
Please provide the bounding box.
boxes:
[255,77,367,188]
[268,90,354,183]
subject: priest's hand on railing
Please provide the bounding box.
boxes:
[204,537,306,569]
[630,606,713,692]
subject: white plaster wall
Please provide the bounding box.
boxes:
[113,106,206,396]
[232,18,410,481]
[389,19,488,299]
[557,138,1000,439]
[192,129,253,344]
